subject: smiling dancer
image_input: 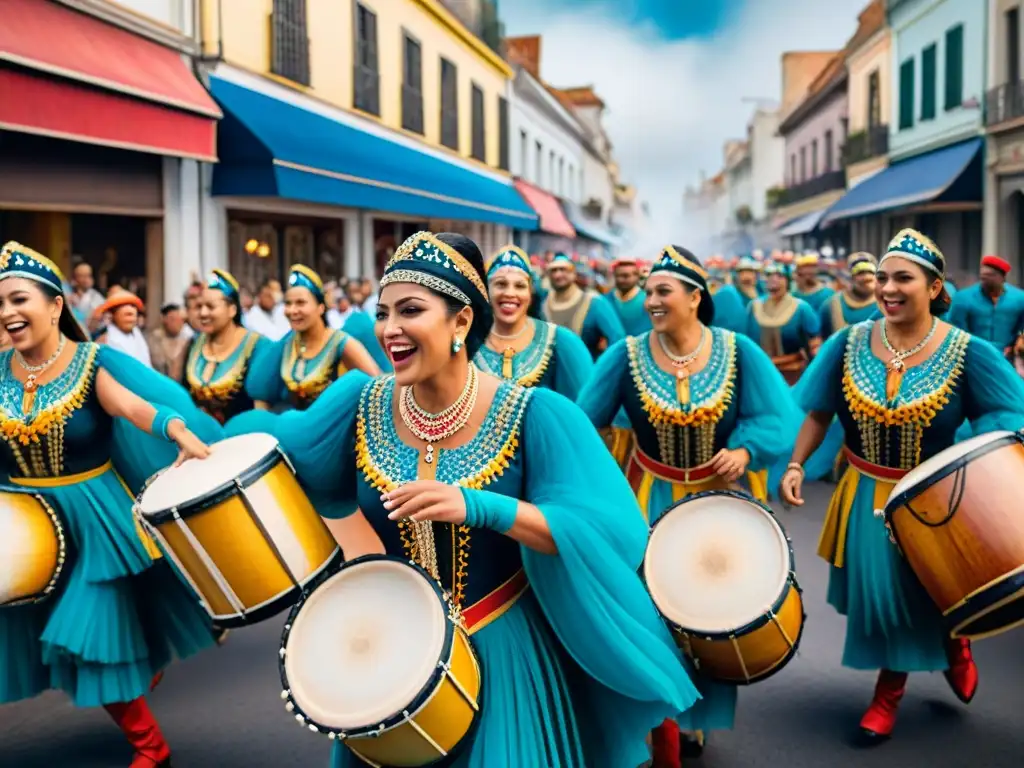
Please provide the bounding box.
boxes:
[542,252,625,359]
[779,230,1024,742]
[246,265,380,410]
[473,246,593,398]
[577,244,799,767]
[608,257,652,336]
[745,262,821,385]
[0,241,222,768]
[227,231,699,768]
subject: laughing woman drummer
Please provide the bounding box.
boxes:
[576,245,799,767]
[0,242,222,767]
[227,231,699,768]
[779,229,1024,743]
[245,265,380,410]
[473,246,593,398]
[183,268,269,423]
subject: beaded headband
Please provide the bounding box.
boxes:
[381,231,487,307]
[850,259,877,276]
[288,264,325,303]
[546,252,575,272]
[648,245,709,291]
[881,228,945,277]
[0,241,65,294]
[795,253,819,268]
[487,246,532,283]
[207,268,240,299]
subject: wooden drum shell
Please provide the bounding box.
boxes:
[886,435,1024,640]
[0,490,67,607]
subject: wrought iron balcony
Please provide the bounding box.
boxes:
[844,125,889,165]
[777,169,846,206]
[986,82,1024,128]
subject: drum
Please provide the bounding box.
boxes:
[644,490,804,684]
[884,430,1024,640]
[136,432,340,628]
[280,555,482,767]
[0,487,68,607]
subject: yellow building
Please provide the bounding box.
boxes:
[200,0,535,285]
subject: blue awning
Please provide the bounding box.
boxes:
[564,203,620,245]
[822,138,983,225]
[209,76,539,230]
[777,207,829,237]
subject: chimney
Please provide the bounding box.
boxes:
[506,35,542,80]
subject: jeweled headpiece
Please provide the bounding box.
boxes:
[487,245,532,283]
[207,268,240,299]
[881,229,945,277]
[547,252,575,271]
[0,241,65,294]
[380,231,488,307]
[649,245,709,292]
[288,264,325,303]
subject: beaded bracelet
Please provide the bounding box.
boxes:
[786,462,805,477]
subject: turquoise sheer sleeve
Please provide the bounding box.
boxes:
[245,333,289,405]
[962,337,1024,434]
[575,338,629,429]
[946,292,968,331]
[224,372,372,519]
[590,293,626,346]
[792,326,850,415]
[726,334,802,470]
[97,346,225,493]
[519,389,699,767]
[710,285,746,334]
[343,312,391,373]
[800,300,822,337]
[551,326,594,400]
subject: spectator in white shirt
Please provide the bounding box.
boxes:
[97,292,152,367]
[243,278,289,340]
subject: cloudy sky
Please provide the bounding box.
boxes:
[502,0,872,253]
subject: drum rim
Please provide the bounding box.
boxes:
[643,489,797,640]
[0,487,69,608]
[279,553,466,739]
[884,431,1023,523]
[138,439,284,524]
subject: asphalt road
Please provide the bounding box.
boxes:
[2,482,1022,768]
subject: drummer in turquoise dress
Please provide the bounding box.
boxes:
[473,246,593,399]
[792,252,835,311]
[608,257,652,336]
[745,261,821,385]
[183,268,270,424]
[947,254,1024,357]
[226,230,699,768]
[246,265,380,411]
[576,244,800,767]
[778,229,1024,743]
[0,241,223,768]
[541,252,625,359]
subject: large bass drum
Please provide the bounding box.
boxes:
[644,490,805,684]
[0,486,68,607]
[280,555,482,767]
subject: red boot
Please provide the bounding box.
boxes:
[944,637,979,704]
[859,669,908,741]
[149,672,164,692]
[103,698,172,767]
[650,719,682,768]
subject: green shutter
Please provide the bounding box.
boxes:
[921,44,937,120]
[945,24,964,110]
[899,58,915,130]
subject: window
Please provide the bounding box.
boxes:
[549,150,555,190]
[1007,9,1020,84]
[558,157,565,195]
[867,70,881,127]
[470,84,486,161]
[824,129,834,172]
[401,33,423,134]
[945,24,964,111]
[811,139,818,177]
[353,4,379,115]
[799,146,806,182]
[790,153,797,184]
[519,130,528,177]
[535,140,543,184]
[440,57,459,150]
[270,0,310,86]
[498,97,509,170]
[567,163,575,198]
[921,43,937,120]
[899,57,915,129]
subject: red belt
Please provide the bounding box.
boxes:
[772,351,807,372]
[842,447,909,482]
[462,570,529,635]
[632,448,716,484]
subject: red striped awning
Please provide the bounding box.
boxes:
[0,0,219,161]
[513,179,576,238]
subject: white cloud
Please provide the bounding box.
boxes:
[503,0,870,256]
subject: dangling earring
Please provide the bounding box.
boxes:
[451,337,464,354]
[51,317,57,326]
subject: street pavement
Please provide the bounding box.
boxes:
[2,481,1022,767]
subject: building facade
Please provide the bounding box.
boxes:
[985,0,1024,274]
[197,0,537,291]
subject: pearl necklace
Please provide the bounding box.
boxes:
[657,326,707,406]
[16,334,67,414]
[880,318,937,400]
[399,364,479,464]
[490,323,528,341]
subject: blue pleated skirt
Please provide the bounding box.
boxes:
[826,475,947,672]
[0,468,214,707]
[329,593,587,768]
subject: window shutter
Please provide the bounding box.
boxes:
[899,58,915,130]
[945,24,964,111]
[921,44,937,120]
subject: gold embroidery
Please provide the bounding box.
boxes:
[186,331,259,412]
[752,294,799,329]
[281,330,345,403]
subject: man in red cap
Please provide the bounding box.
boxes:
[948,254,1024,356]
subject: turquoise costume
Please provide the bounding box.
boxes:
[342,311,392,373]
[818,292,880,338]
[793,284,835,311]
[610,288,651,336]
[713,259,762,333]
[246,328,352,410]
[947,282,1024,352]
[474,319,593,399]
[744,289,820,384]
[542,255,625,359]
[226,230,698,768]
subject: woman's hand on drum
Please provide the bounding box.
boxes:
[168,421,212,466]
[779,466,805,508]
[709,448,750,483]
[383,481,467,525]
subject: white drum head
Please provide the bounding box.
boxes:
[138,433,279,515]
[889,430,1014,500]
[645,494,790,634]
[284,560,446,730]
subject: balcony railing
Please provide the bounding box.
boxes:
[986,82,1024,127]
[844,125,889,165]
[777,169,846,206]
